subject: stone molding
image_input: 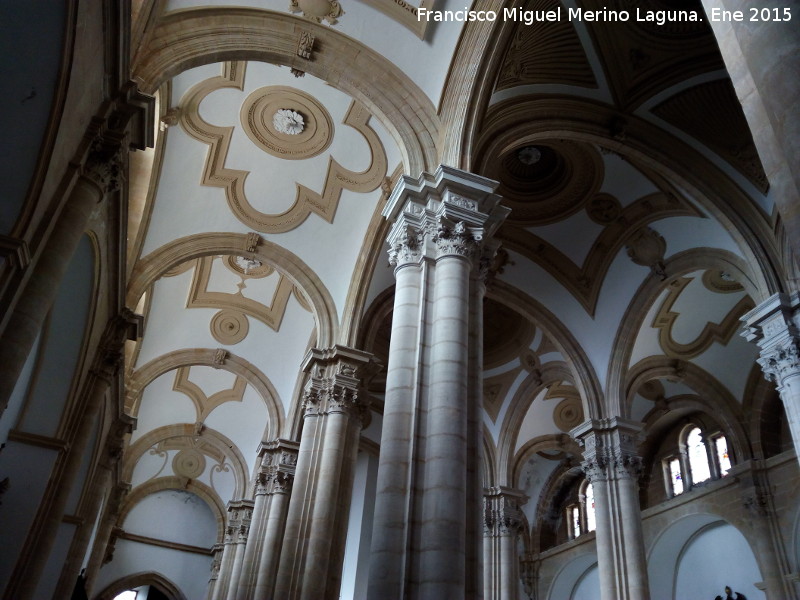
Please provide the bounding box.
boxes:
[483,486,528,536]
[572,417,645,483]
[179,62,388,233]
[301,346,380,422]
[384,165,509,269]
[255,439,300,496]
[742,292,800,388]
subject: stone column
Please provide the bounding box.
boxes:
[701,0,800,251]
[225,501,253,598]
[742,292,800,462]
[238,439,298,600]
[368,165,509,599]
[572,418,649,600]
[483,487,528,600]
[213,501,253,600]
[273,346,379,600]
[206,545,224,600]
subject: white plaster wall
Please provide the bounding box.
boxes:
[34,522,77,600]
[20,234,95,437]
[341,452,378,600]
[572,563,600,600]
[123,490,218,548]
[673,523,764,600]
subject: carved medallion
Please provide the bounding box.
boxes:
[240,86,334,160]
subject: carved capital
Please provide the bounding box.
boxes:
[433,220,482,259]
[741,292,800,388]
[82,145,124,195]
[387,225,423,267]
[300,346,380,423]
[225,500,254,544]
[483,486,528,537]
[90,309,143,383]
[256,439,299,495]
[573,417,644,483]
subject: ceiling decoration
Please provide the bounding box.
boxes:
[357,0,434,38]
[499,192,701,314]
[652,79,769,192]
[180,62,388,233]
[289,0,344,25]
[186,256,311,342]
[580,0,723,109]
[495,0,597,91]
[241,87,333,158]
[172,366,247,422]
[484,368,523,422]
[490,140,603,226]
[652,275,755,359]
[701,269,744,294]
[625,226,667,280]
[484,298,537,369]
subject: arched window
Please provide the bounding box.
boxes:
[663,424,732,497]
[566,480,596,539]
[686,427,711,484]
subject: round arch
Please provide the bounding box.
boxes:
[469,97,784,300]
[122,423,250,501]
[94,571,188,600]
[128,347,284,440]
[608,247,765,417]
[126,231,338,348]
[488,280,603,421]
[132,7,438,176]
[119,477,227,543]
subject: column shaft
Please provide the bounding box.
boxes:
[368,165,509,598]
[573,418,650,600]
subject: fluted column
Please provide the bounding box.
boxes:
[274,346,379,600]
[483,487,527,600]
[742,292,800,463]
[572,418,649,600]
[241,439,298,600]
[368,165,509,599]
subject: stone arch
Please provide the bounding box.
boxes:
[131,7,438,176]
[94,571,188,600]
[511,434,581,491]
[126,231,338,348]
[546,553,598,600]
[488,280,603,421]
[469,97,784,300]
[629,356,751,465]
[128,347,284,441]
[497,363,575,486]
[607,247,765,417]
[122,423,249,501]
[119,477,226,543]
[647,515,763,600]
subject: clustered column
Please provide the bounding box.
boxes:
[742,292,800,464]
[273,346,379,599]
[236,439,298,600]
[572,418,650,600]
[212,501,253,600]
[368,165,509,599]
[483,487,528,600]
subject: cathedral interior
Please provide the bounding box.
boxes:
[0,0,798,599]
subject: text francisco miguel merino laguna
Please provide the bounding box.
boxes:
[417,5,703,25]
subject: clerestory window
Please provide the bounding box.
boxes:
[663,425,732,497]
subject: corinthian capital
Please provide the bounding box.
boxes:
[572,417,644,482]
[383,165,510,271]
[742,292,800,388]
[300,346,380,423]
